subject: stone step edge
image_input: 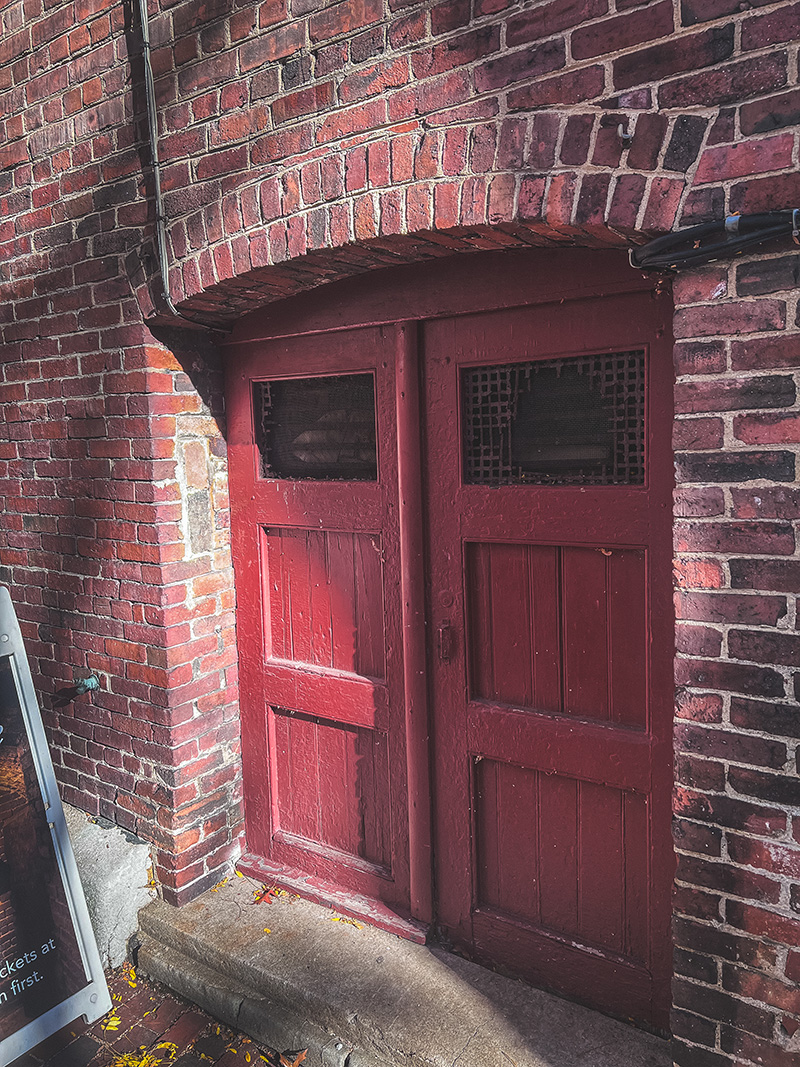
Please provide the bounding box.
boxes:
[138,900,360,1041]
[136,931,386,1067]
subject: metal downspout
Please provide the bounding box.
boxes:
[135,0,183,319]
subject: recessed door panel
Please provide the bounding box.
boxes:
[475,759,649,959]
[273,709,391,871]
[263,527,386,679]
[465,541,647,726]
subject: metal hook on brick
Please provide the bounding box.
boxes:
[617,123,633,149]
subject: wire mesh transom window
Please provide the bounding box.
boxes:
[461,351,646,486]
[254,373,378,481]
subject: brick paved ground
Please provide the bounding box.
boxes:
[15,964,302,1067]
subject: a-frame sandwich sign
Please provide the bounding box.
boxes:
[0,588,110,1066]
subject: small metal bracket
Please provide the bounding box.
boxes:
[74,675,100,695]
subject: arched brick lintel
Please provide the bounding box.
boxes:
[149,169,683,329]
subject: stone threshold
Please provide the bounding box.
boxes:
[136,876,672,1067]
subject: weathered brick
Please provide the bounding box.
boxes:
[627,113,668,170]
[673,976,775,1037]
[678,853,782,904]
[741,88,800,136]
[309,0,383,42]
[507,65,605,110]
[507,0,606,46]
[680,657,787,705]
[730,488,800,520]
[730,697,800,740]
[674,300,786,339]
[741,3,800,51]
[735,412,800,446]
[675,450,795,484]
[675,375,795,413]
[695,134,795,185]
[572,1,673,61]
[677,591,787,627]
[730,169,800,215]
[663,115,708,172]
[474,36,564,92]
[411,26,500,79]
[613,24,734,92]
[659,52,788,109]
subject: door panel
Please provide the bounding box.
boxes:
[227,326,411,913]
[424,290,674,1029]
[262,527,386,678]
[465,542,648,726]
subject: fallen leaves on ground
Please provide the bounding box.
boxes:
[107,1041,177,1067]
[252,884,276,904]
[330,915,363,929]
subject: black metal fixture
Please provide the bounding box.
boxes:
[630,209,800,272]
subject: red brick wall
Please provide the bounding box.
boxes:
[1,0,799,1057]
[672,254,800,1067]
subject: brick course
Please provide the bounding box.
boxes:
[1,0,800,1061]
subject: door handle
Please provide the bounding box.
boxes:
[437,620,453,662]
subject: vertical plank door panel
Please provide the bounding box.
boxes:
[561,547,610,723]
[529,546,562,715]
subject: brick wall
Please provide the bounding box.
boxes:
[672,254,800,1067]
[1,0,800,1059]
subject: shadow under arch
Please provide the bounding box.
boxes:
[149,220,634,335]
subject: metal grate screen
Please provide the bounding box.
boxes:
[462,351,646,486]
[254,373,377,481]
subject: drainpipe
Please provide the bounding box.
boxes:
[135,0,197,322]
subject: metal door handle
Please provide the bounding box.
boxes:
[438,620,453,662]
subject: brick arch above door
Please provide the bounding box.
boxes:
[142,199,664,331]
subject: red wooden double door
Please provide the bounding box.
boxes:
[226,252,674,1031]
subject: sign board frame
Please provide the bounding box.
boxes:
[0,587,111,1067]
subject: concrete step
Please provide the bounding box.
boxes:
[137,878,672,1067]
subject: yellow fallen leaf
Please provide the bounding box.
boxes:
[263,928,271,933]
[330,916,363,929]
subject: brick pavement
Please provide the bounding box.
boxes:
[14,964,305,1067]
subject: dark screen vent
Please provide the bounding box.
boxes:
[462,351,646,486]
[255,374,377,481]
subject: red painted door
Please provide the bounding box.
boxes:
[226,326,416,929]
[424,290,674,1030]
[225,254,673,1029]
